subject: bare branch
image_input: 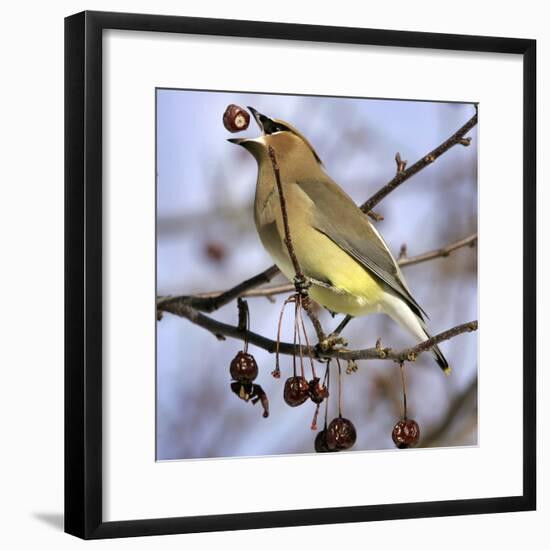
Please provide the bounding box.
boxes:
[360,110,478,214]
[384,321,477,364]
[398,233,477,267]
[157,296,477,364]
[156,264,279,313]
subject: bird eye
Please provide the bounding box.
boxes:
[263,119,289,135]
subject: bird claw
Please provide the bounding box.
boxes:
[293,276,311,295]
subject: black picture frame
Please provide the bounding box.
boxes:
[65,10,536,539]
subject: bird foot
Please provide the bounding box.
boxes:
[293,276,311,295]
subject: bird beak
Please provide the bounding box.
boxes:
[227,137,247,146]
[247,106,264,132]
[227,136,262,150]
[247,106,277,134]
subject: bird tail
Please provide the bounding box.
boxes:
[426,334,450,374]
[382,292,451,374]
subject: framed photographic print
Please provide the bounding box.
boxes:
[65,10,536,539]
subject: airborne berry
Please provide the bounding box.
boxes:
[229,351,258,383]
[326,417,357,451]
[283,376,310,407]
[392,419,420,449]
[223,104,250,133]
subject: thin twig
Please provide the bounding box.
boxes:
[156,264,279,313]
[360,110,477,214]
[267,145,326,342]
[387,321,478,363]
[301,296,326,342]
[367,209,384,222]
[398,233,477,267]
[267,146,304,283]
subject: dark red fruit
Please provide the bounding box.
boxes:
[308,377,329,404]
[223,104,250,133]
[392,419,420,449]
[229,351,258,383]
[283,376,310,407]
[326,417,357,451]
[314,429,337,453]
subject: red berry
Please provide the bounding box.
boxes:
[283,376,309,407]
[229,351,258,383]
[314,429,337,453]
[223,104,250,133]
[392,419,420,449]
[326,417,357,451]
[308,377,329,404]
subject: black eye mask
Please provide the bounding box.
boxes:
[260,116,290,135]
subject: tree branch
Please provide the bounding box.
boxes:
[156,264,279,313]
[360,109,478,214]
[157,296,477,364]
[396,232,477,267]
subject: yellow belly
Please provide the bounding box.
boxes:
[263,222,384,317]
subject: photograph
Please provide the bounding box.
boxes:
[155,90,478,461]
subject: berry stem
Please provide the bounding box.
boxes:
[295,298,306,378]
[274,296,293,378]
[311,404,320,431]
[324,361,331,429]
[399,361,408,420]
[292,298,299,377]
[337,358,343,418]
[297,294,317,379]
[237,297,250,353]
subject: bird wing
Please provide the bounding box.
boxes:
[296,176,428,320]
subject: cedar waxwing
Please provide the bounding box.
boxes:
[229,107,449,373]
